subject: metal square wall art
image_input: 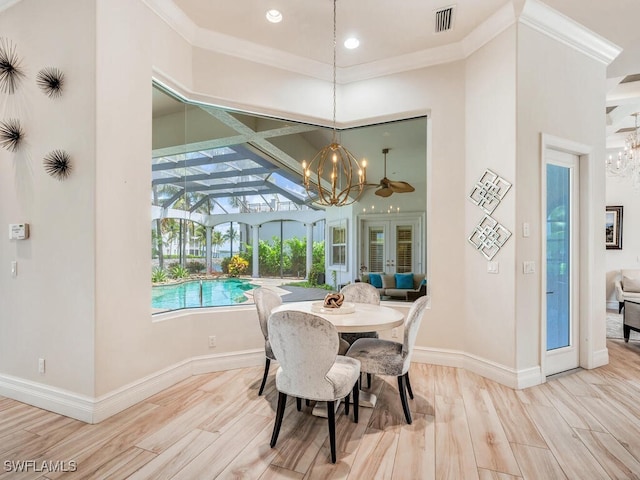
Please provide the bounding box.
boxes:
[468,215,512,260]
[468,169,512,215]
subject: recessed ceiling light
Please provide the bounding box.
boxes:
[344,37,360,49]
[266,9,282,23]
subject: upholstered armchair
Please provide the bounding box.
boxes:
[268,310,361,463]
[615,269,640,313]
[346,295,429,424]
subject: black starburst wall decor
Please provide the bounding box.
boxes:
[0,37,25,95]
[43,149,72,180]
[0,118,24,152]
[36,67,64,98]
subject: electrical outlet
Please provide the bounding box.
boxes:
[392,328,398,338]
[208,336,217,348]
[38,358,45,374]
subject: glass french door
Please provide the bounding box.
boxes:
[362,217,420,274]
[545,150,579,376]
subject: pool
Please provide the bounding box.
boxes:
[152,278,256,312]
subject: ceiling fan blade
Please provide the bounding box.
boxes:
[388,180,415,193]
[375,186,393,197]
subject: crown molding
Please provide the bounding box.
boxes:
[144,0,621,83]
[143,0,519,84]
[518,0,621,65]
[461,1,517,57]
[141,0,197,44]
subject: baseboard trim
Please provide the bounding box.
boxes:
[412,347,543,389]
[0,374,95,423]
[1,349,265,424]
[191,349,264,375]
[3,345,550,423]
[591,347,609,369]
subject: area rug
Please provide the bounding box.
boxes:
[607,311,640,340]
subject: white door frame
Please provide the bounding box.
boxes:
[544,149,579,375]
[540,134,595,379]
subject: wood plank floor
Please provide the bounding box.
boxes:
[2,339,640,479]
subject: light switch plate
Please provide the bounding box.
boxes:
[487,261,499,274]
[523,261,535,274]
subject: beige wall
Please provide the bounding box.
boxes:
[0,0,610,414]
[0,0,97,396]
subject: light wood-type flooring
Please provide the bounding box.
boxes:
[2,339,640,479]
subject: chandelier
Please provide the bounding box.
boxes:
[607,112,640,188]
[301,0,367,207]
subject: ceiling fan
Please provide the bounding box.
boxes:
[374,148,415,197]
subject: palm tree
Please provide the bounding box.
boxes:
[223,223,239,257]
[212,230,224,258]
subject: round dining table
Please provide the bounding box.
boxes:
[271,301,404,333]
[270,300,405,416]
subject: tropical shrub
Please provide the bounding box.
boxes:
[228,255,249,277]
[170,264,189,279]
[186,260,206,274]
[221,256,230,274]
[151,267,167,283]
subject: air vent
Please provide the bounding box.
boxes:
[435,5,456,33]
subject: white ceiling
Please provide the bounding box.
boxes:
[158,0,640,151]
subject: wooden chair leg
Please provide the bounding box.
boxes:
[619,302,624,314]
[397,375,412,425]
[345,392,350,416]
[353,381,359,423]
[305,399,310,407]
[367,373,372,389]
[405,372,414,399]
[296,397,302,411]
[327,400,337,463]
[270,392,287,447]
[258,358,271,396]
[624,324,631,343]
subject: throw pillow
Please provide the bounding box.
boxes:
[382,274,396,289]
[369,273,383,288]
[395,272,414,289]
[624,273,640,293]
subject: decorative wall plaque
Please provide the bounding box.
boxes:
[468,169,512,215]
[468,214,512,260]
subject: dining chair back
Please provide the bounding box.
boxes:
[340,282,380,387]
[253,287,282,395]
[346,295,429,424]
[268,310,361,463]
[340,282,380,305]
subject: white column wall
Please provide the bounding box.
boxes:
[515,24,608,371]
[464,26,518,369]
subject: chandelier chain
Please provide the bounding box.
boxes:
[332,0,337,144]
[299,0,367,207]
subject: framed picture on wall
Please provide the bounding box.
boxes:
[605,205,623,250]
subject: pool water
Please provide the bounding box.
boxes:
[152,278,256,311]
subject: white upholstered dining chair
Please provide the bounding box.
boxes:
[268,310,361,464]
[253,287,282,396]
[339,282,380,387]
[254,287,351,397]
[346,295,429,424]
